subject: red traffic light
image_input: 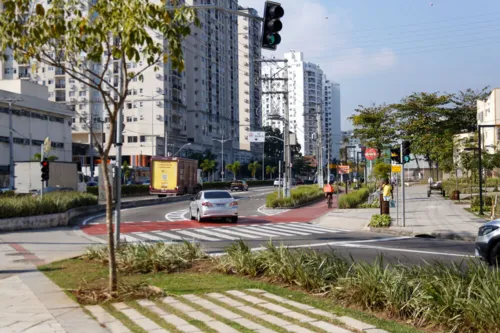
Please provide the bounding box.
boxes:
[41,161,48,167]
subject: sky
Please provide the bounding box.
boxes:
[239,0,500,130]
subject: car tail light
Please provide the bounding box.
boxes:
[202,201,213,207]
[230,201,238,207]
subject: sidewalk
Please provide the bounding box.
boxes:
[315,185,487,241]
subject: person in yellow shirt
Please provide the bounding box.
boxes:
[382,179,392,202]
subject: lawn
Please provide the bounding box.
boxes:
[40,257,424,333]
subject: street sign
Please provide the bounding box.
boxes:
[364,148,378,161]
[338,165,350,174]
[392,165,402,172]
[248,131,265,142]
[329,163,336,169]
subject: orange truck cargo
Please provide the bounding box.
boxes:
[149,157,202,197]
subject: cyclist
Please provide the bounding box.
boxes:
[323,181,334,207]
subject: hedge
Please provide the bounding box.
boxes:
[338,188,370,209]
[266,184,327,208]
[0,192,98,219]
[87,185,150,197]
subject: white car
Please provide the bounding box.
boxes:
[273,178,283,187]
[189,190,238,223]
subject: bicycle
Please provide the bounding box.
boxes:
[327,194,333,208]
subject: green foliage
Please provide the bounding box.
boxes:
[359,197,380,208]
[122,161,131,181]
[225,161,241,180]
[202,180,273,190]
[369,214,391,227]
[348,103,396,149]
[248,161,261,178]
[216,242,500,333]
[31,153,59,162]
[0,190,16,198]
[84,241,205,274]
[87,185,149,197]
[372,162,391,180]
[0,192,97,218]
[266,185,325,208]
[338,188,370,209]
[265,165,277,178]
[471,195,493,208]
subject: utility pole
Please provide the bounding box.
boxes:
[327,135,331,184]
[0,97,23,191]
[316,104,323,187]
[213,133,231,182]
[400,143,406,227]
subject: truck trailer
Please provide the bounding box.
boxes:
[149,157,202,197]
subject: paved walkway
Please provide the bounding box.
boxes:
[315,185,487,240]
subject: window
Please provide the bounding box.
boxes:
[4,68,11,74]
[126,103,133,109]
[140,136,146,142]
[69,91,75,97]
[48,79,54,85]
[79,91,86,96]
[127,136,138,143]
[79,104,84,110]
[126,116,132,122]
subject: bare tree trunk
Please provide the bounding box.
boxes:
[102,159,117,292]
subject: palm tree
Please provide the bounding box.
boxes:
[266,165,277,179]
[200,159,216,181]
[248,161,261,178]
[226,161,241,180]
[31,153,58,162]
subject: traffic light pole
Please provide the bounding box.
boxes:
[400,144,406,227]
[40,144,44,199]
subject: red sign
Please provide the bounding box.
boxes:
[338,165,350,175]
[364,148,378,161]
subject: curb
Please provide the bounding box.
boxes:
[367,226,477,242]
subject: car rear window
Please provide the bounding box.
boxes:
[204,191,232,199]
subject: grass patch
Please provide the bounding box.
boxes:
[265,184,326,208]
[154,299,216,333]
[0,191,97,218]
[127,300,182,333]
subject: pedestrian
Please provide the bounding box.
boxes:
[428,176,434,186]
[382,179,392,202]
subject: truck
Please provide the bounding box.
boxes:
[14,161,87,194]
[149,157,203,197]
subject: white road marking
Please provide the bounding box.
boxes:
[121,234,142,243]
[226,227,278,238]
[272,223,328,234]
[288,223,345,233]
[257,204,290,216]
[245,225,297,236]
[341,243,473,258]
[176,230,222,241]
[213,228,260,239]
[155,231,186,241]
[135,232,165,242]
[193,228,239,240]
[165,209,190,222]
[260,224,311,236]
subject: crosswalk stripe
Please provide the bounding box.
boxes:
[226,227,278,238]
[155,231,185,241]
[292,223,344,233]
[135,232,165,242]
[214,228,260,239]
[193,228,239,240]
[245,226,296,236]
[279,223,333,233]
[257,225,310,236]
[176,230,222,241]
[121,234,142,243]
[271,224,326,234]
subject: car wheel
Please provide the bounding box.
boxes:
[490,242,500,266]
[189,208,195,220]
[231,216,238,223]
[197,210,203,223]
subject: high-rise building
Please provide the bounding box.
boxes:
[238,7,262,152]
[184,0,240,169]
[324,79,341,160]
[261,51,325,157]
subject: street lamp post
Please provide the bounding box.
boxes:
[173,143,192,157]
[213,133,232,182]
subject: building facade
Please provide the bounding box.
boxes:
[238,7,262,153]
[477,88,500,154]
[0,80,73,186]
[324,79,341,160]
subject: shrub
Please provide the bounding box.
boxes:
[84,241,205,274]
[0,192,98,219]
[338,188,369,209]
[471,195,493,207]
[0,190,15,198]
[265,185,325,208]
[216,242,500,333]
[369,214,391,227]
[87,185,150,197]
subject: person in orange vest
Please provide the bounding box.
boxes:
[323,181,334,203]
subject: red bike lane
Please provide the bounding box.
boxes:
[81,197,335,236]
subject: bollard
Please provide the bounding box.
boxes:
[380,192,390,215]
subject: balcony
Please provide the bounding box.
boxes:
[55,83,66,89]
[19,72,30,78]
[55,69,65,76]
[55,96,66,102]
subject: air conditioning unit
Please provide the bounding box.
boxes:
[71,125,76,130]
[245,108,249,113]
[245,117,250,122]
[70,85,76,90]
[156,101,163,107]
[156,73,163,80]
[156,88,163,94]
[81,111,88,116]
[156,115,162,120]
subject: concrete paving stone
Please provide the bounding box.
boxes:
[86,305,131,333]
[284,324,316,333]
[181,295,241,320]
[279,310,316,323]
[204,320,240,333]
[260,314,294,327]
[337,316,376,330]
[112,303,129,311]
[206,292,225,299]
[233,318,278,332]
[164,300,198,314]
[137,300,201,333]
[226,291,267,305]
[207,295,245,308]
[114,305,169,333]
[55,307,109,333]
[162,296,179,304]
[238,305,266,317]
[309,320,353,333]
[184,311,215,323]
[246,288,267,293]
[307,308,338,319]
[225,290,247,297]
[259,292,315,310]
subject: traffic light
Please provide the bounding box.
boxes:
[402,141,411,164]
[390,147,401,164]
[261,1,284,50]
[41,158,50,182]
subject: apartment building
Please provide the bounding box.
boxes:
[238,7,262,153]
[477,88,500,154]
[184,0,240,171]
[324,79,341,160]
[261,51,325,157]
[0,80,73,186]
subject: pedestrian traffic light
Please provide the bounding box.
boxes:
[41,158,49,181]
[402,141,411,164]
[390,147,401,164]
[261,1,284,50]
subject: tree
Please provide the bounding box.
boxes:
[373,162,391,181]
[31,153,58,162]
[248,161,261,178]
[200,159,216,180]
[265,165,277,179]
[225,161,241,181]
[448,87,490,133]
[348,103,396,149]
[0,0,198,292]
[122,161,131,182]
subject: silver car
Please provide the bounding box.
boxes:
[476,219,500,265]
[189,190,238,223]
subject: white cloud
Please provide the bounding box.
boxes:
[238,0,397,78]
